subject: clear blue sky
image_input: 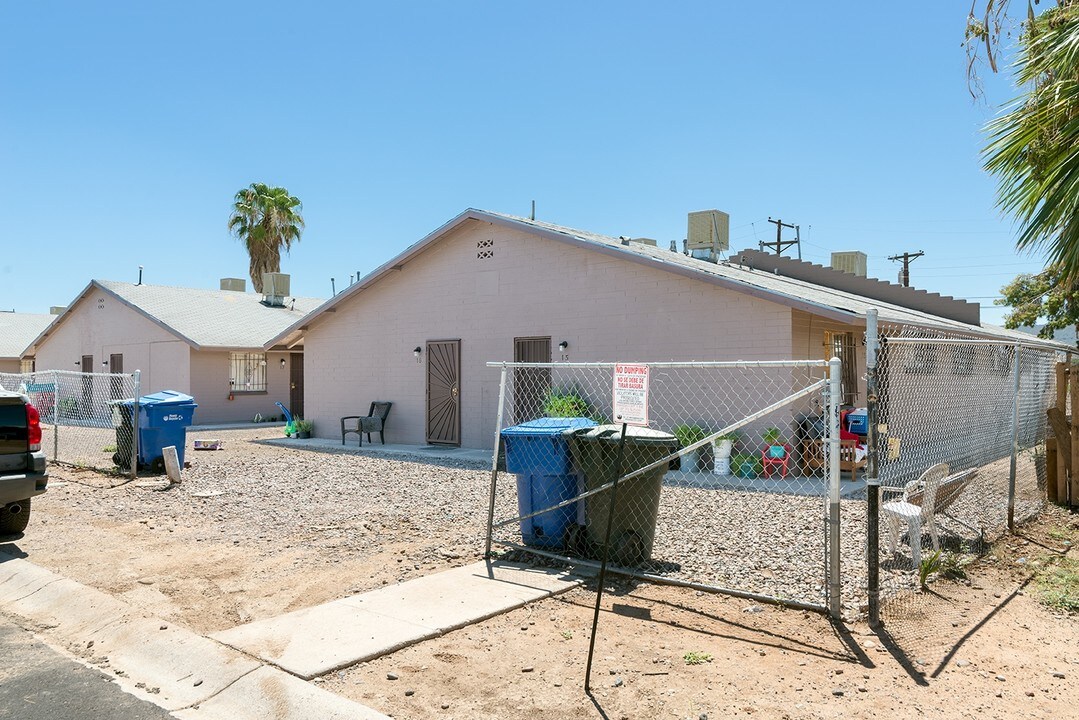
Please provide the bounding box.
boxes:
[0,1,1043,324]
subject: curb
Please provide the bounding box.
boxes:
[0,554,389,719]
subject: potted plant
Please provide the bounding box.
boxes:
[731,452,761,479]
[294,419,313,439]
[762,427,787,459]
[712,431,739,475]
[673,424,710,471]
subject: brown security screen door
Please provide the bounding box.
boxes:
[513,337,551,423]
[426,340,461,445]
[289,352,304,419]
[109,354,124,400]
[81,355,93,417]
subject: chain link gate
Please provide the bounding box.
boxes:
[484,360,850,616]
[861,318,1059,623]
[0,370,141,477]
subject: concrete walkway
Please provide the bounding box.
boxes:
[212,560,588,680]
[0,554,388,720]
[259,436,493,466]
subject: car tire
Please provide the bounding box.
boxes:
[0,499,31,535]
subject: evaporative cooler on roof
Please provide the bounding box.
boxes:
[686,210,729,261]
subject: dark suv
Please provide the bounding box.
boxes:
[0,389,48,534]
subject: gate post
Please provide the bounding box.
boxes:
[485,364,508,558]
[131,370,141,480]
[865,310,881,627]
[52,370,59,462]
[1008,346,1021,531]
[827,357,842,620]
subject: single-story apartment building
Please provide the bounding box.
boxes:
[29,278,322,423]
[0,312,55,374]
[267,208,1065,449]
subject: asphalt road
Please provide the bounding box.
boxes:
[0,617,175,720]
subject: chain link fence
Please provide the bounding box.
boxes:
[484,360,862,614]
[0,370,140,476]
[867,323,1059,620]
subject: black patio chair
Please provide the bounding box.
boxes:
[341,401,392,446]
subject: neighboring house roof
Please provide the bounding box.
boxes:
[266,209,1072,352]
[31,280,323,353]
[0,312,54,359]
[1016,324,1078,347]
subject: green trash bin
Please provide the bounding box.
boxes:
[565,424,679,565]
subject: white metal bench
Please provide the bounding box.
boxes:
[883,464,978,567]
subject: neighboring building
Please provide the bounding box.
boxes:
[0,312,54,373]
[1017,324,1078,348]
[29,278,322,423]
[270,209,1066,449]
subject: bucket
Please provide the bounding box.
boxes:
[712,456,730,476]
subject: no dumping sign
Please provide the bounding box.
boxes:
[612,363,650,426]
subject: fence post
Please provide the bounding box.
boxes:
[1008,346,1021,532]
[485,365,508,558]
[827,356,842,620]
[131,370,141,480]
[864,310,881,627]
[51,370,59,462]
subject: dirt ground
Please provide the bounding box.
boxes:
[2,430,1077,719]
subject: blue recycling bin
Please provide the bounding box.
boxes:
[112,391,198,472]
[501,417,596,548]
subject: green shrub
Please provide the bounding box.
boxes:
[57,397,78,418]
[294,419,314,433]
[543,389,590,418]
[673,424,709,448]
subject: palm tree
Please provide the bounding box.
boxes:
[982,3,1079,282]
[228,183,304,293]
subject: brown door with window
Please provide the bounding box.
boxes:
[289,352,304,419]
[513,337,551,423]
[426,340,461,445]
[81,355,93,416]
[109,354,124,400]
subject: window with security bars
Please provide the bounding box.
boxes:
[229,352,267,392]
[824,330,858,405]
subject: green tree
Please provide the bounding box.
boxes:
[997,265,1079,337]
[228,183,304,293]
[982,3,1079,282]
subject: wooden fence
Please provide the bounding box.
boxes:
[1046,360,1079,507]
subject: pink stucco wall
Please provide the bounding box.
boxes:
[0,359,20,374]
[31,287,295,424]
[303,219,805,449]
[190,349,293,424]
[33,288,190,394]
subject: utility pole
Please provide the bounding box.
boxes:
[762,217,800,256]
[888,250,925,287]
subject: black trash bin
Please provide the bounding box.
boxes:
[565,425,679,565]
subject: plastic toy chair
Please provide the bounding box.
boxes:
[760,444,792,478]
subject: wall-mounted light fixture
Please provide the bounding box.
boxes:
[280,358,287,369]
[75,359,81,367]
[413,346,423,359]
[102,359,109,368]
[558,340,569,352]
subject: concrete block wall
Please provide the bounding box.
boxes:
[303,219,803,449]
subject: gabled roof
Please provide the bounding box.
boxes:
[0,312,54,359]
[266,209,1071,352]
[32,280,323,353]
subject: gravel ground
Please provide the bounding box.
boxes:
[34,426,1044,623]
